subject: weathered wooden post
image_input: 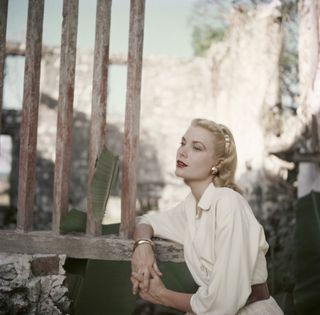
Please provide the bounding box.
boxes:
[120,0,146,238]
[17,0,44,232]
[86,0,112,236]
[53,0,79,234]
[0,0,8,133]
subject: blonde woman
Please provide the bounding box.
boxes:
[131,119,284,315]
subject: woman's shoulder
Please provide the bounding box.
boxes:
[215,186,244,202]
[214,186,250,214]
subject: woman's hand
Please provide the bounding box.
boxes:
[132,269,167,305]
[131,243,162,294]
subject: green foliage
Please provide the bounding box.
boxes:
[265,207,295,294]
[259,195,296,296]
[192,25,226,56]
[92,148,120,221]
[60,148,119,234]
[190,0,299,110]
[189,1,230,56]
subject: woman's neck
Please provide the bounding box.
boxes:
[186,178,212,203]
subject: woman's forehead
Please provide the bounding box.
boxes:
[183,126,213,142]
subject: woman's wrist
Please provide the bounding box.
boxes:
[157,287,170,307]
[158,289,193,312]
[133,238,155,253]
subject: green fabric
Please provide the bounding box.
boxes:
[59,209,121,235]
[60,208,87,234]
[64,222,198,315]
[294,191,320,315]
[66,259,197,315]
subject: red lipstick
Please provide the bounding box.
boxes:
[177,160,187,168]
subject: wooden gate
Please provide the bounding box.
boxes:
[0,0,183,262]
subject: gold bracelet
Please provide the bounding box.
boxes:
[132,239,155,253]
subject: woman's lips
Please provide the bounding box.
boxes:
[177,160,188,168]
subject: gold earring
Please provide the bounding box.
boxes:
[211,166,218,176]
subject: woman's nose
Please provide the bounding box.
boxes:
[178,146,187,158]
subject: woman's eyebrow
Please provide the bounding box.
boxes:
[192,140,207,149]
[181,137,207,149]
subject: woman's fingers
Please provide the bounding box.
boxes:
[131,262,163,295]
[149,267,159,279]
[132,271,143,281]
[143,270,150,292]
[131,277,140,295]
[152,261,163,276]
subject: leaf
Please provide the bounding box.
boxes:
[293,191,320,315]
[92,148,120,222]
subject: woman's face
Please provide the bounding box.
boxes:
[175,125,216,184]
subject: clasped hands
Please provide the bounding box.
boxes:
[131,245,166,305]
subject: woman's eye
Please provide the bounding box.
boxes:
[193,146,202,151]
[180,142,185,146]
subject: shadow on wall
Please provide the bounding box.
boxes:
[0,93,165,230]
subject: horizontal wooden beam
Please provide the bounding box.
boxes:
[293,152,320,163]
[0,231,184,262]
[5,41,193,66]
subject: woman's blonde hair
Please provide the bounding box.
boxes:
[191,118,242,194]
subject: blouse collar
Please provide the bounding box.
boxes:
[195,183,216,218]
[198,183,215,210]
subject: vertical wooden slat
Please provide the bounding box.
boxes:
[17,0,44,232]
[120,0,145,238]
[52,0,79,234]
[86,0,112,236]
[0,0,8,133]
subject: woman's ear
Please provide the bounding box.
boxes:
[214,158,224,169]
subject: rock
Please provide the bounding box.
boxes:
[10,288,30,314]
[0,253,70,314]
[26,278,41,303]
[31,255,60,277]
[0,263,17,281]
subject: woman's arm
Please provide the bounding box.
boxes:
[133,270,194,313]
[158,288,193,313]
[131,223,162,294]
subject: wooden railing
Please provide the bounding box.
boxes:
[0,0,183,262]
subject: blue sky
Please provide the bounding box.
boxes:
[7,0,197,56]
[4,0,198,111]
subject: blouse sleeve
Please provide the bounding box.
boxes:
[136,200,187,245]
[190,191,267,315]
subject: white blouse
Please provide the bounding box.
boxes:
[137,183,269,315]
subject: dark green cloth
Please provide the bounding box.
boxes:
[62,218,198,315]
[294,191,320,315]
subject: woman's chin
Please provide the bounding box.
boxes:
[175,170,190,185]
[175,168,185,178]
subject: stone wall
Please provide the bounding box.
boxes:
[138,2,284,210]
[207,3,283,175]
[0,253,70,314]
